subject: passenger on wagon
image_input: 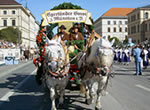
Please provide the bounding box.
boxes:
[52,25,69,41]
[69,25,84,40]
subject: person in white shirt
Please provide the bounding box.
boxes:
[124,47,130,65]
[141,48,149,69]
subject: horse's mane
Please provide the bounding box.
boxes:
[87,38,113,64]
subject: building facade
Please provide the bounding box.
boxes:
[144,19,150,41]
[94,8,134,41]
[0,0,39,48]
[128,6,150,44]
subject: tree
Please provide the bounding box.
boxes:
[123,37,128,45]
[0,27,21,43]
[109,37,121,46]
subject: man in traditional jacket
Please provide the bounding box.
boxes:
[53,25,69,41]
[69,25,84,40]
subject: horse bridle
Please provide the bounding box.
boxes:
[93,46,114,76]
[45,43,69,78]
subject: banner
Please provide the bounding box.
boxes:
[0,49,20,65]
[41,9,92,26]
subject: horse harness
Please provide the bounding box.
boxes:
[44,43,70,79]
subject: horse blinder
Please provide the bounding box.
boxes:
[96,66,110,76]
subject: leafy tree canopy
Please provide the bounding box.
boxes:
[0,27,21,43]
[109,37,121,46]
[51,2,82,10]
[123,37,128,44]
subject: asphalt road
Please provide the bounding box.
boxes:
[0,61,150,110]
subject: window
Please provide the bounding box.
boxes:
[108,27,111,32]
[108,21,111,25]
[128,18,130,23]
[131,25,136,34]
[137,25,140,32]
[114,21,116,25]
[3,11,7,15]
[125,21,128,24]
[114,27,116,32]
[3,20,7,26]
[145,23,148,32]
[12,20,16,26]
[12,11,15,14]
[144,12,149,19]
[125,27,128,32]
[128,27,130,34]
[137,13,140,19]
[119,21,122,25]
[131,15,136,22]
[119,28,122,32]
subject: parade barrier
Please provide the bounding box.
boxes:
[0,49,20,65]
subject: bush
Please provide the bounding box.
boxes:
[0,27,21,43]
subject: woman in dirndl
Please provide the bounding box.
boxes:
[121,48,126,64]
[124,47,130,65]
[114,48,118,63]
[118,48,122,63]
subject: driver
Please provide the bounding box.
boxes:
[52,25,69,41]
[69,25,84,40]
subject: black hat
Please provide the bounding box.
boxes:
[59,25,66,30]
[73,25,79,29]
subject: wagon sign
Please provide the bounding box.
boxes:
[41,9,92,26]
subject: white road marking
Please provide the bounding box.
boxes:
[136,84,150,92]
[0,69,37,105]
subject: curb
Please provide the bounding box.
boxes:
[0,63,5,67]
[0,61,33,78]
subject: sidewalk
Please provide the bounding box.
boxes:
[0,60,33,78]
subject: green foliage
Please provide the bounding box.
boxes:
[47,23,58,40]
[66,40,84,64]
[51,2,82,10]
[123,37,128,44]
[109,37,121,46]
[0,27,21,43]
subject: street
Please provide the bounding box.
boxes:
[0,61,150,110]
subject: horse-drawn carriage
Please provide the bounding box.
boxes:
[33,3,114,110]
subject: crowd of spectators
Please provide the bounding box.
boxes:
[0,40,18,49]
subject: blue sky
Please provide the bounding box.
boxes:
[16,0,150,22]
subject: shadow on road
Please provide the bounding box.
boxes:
[0,74,93,110]
[0,74,45,110]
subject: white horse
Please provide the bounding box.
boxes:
[42,37,70,110]
[78,37,114,110]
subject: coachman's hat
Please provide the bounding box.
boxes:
[59,25,66,30]
[73,25,79,29]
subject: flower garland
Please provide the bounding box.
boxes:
[33,28,47,66]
